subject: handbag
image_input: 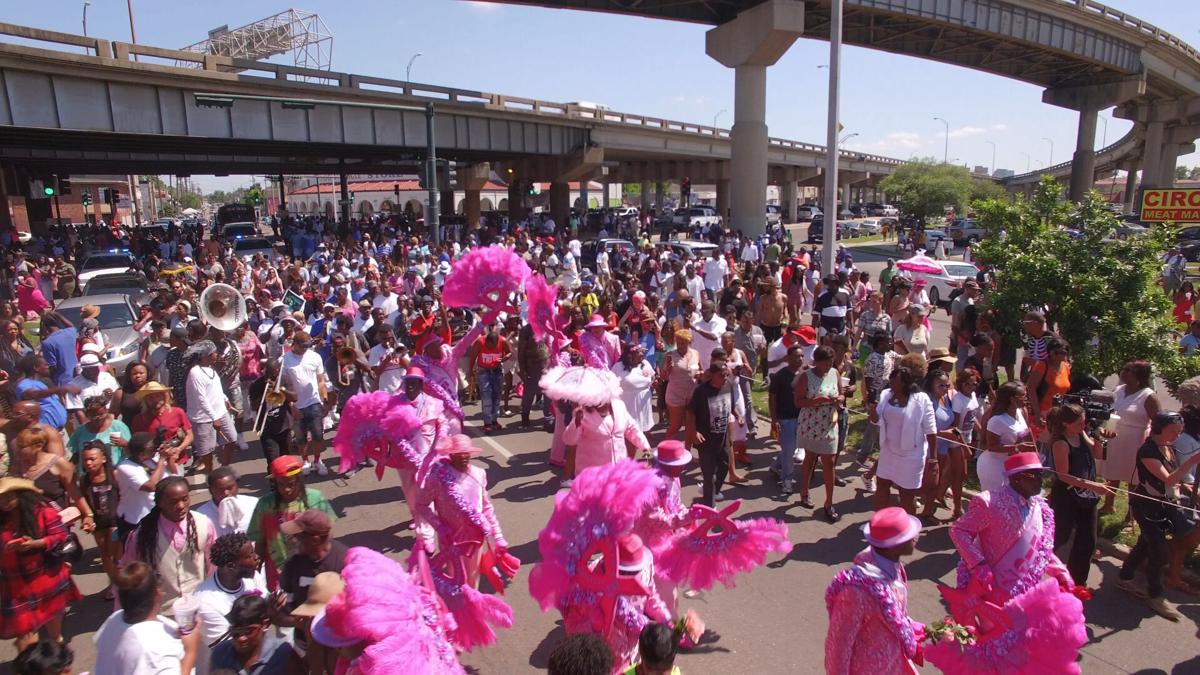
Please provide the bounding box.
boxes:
[47,532,84,566]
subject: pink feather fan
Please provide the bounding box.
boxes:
[441,246,530,318]
[528,461,661,615]
[324,547,465,675]
[525,272,563,343]
[334,392,426,479]
[656,500,792,591]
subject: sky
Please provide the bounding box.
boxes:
[4,0,1199,192]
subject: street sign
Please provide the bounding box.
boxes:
[118,198,133,209]
[1140,189,1200,222]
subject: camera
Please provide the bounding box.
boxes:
[1052,389,1115,430]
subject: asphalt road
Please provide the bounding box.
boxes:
[3,231,1199,673]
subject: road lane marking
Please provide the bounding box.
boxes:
[467,425,513,459]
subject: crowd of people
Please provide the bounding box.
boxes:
[0,205,1197,674]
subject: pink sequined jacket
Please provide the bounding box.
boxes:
[825,549,921,675]
[419,462,507,550]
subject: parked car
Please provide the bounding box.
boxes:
[796,204,822,221]
[879,204,900,217]
[671,206,721,231]
[921,229,950,248]
[655,239,719,262]
[76,249,136,285]
[580,238,636,273]
[219,222,258,241]
[806,216,843,244]
[82,272,151,306]
[857,219,883,236]
[907,260,980,307]
[766,205,782,227]
[1177,226,1200,261]
[55,294,142,374]
[948,218,985,246]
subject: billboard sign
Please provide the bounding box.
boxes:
[1140,189,1200,222]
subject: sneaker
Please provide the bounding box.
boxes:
[834,476,848,487]
[315,461,330,476]
[780,479,794,495]
[861,475,876,493]
[1146,596,1182,622]
[301,461,314,475]
[714,491,725,502]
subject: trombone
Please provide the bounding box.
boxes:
[253,362,286,436]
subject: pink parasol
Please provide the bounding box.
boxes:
[896,253,943,275]
[539,365,621,407]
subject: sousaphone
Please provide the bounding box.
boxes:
[199,283,248,332]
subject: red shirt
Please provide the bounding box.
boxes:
[131,406,192,440]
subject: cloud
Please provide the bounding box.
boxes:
[463,1,503,12]
[947,125,986,140]
[990,123,1008,131]
[845,131,923,156]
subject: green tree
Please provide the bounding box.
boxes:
[1190,166,1200,181]
[974,176,1187,384]
[243,184,265,206]
[1176,165,1190,181]
[879,159,998,224]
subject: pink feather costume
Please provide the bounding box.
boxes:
[528,461,670,673]
[323,547,465,675]
[418,458,508,586]
[825,548,923,675]
[929,486,1087,674]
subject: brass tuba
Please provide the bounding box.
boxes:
[198,283,247,332]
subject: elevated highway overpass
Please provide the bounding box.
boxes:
[0,22,900,231]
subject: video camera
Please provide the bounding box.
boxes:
[1052,389,1115,430]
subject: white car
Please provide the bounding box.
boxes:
[232,236,278,263]
[909,260,980,306]
[672,206,721,230]
[797,205,822,221]
[880,204,900,217]
[76,249,136,285]
[857,219,882,235]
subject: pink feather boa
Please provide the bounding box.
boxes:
[528,461,661,615]
[324,547,465,675]
[441,246,529,316]
[432,571,514,652]
[925,578,1086,675]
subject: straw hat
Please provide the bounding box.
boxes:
[135,381,172,399]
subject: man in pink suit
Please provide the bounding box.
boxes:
[825,507,925,675]
[400,365,443,550]
[418,434,508,587]
[563,398,650,481]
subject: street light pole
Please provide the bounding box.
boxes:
[984,140,996,175]
[1041,137,1054,166]
[713,109,727,129]
[839,132,859,145]
[1098,114,1109,150]
[425,102,440,245]
[821,0,844,268]
[1021,151,1031,173]
[82,0,91,36]
[933,117,949,164]
[406,52,423,84]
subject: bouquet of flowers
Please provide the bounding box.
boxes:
[924,616,977,650]
[672,609,705,649]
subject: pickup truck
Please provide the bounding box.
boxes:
[671,206,722,231]
[948,218,985,245]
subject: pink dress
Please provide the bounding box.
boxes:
[419,461,506,588]
[17,270,49,317]
[825,549,921,675]
[563,399,650,475]
[633,469,690,614]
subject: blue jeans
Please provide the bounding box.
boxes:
[478,368,502,425]
[777,417,798,482]
[856,422,879,464]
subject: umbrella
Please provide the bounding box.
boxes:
[896,252,943,275]
[181,207,200,215]
[539,366,620,407]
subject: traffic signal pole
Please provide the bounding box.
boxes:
[53,193,62,226]
[425,102,440,245]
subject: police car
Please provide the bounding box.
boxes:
[76,249,135,285]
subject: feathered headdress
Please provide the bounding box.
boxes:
[525,272,563,343]
[323,547,465,675]
[441,246,530,320]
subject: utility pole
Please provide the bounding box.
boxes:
[821,0,844,268]
[425,102,440,245]
[934,117,949,164]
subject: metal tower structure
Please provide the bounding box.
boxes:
[180,9,332,72]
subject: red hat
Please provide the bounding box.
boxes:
[404,365,426,381]
[280,508,333,536]
[270,455,304,479]
[788,325,817,346]
[617,534,649,573]
[655,440,692,467]
[1004,452,1045,477]
[862,506,921,548]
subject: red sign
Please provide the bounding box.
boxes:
[1141,189,1200,222]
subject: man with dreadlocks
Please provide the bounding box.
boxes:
[193,531,266,675]
[246,455,336,590]
[121,475,215,613]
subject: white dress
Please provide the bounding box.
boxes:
[1099,384,1153,483]
[612,360,656,433]
[876,389,936,490]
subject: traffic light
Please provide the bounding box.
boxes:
[58,177,72,196]
[82,191,92,207]
[527,182,539,198]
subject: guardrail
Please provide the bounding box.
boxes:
[0,21,903,168]
[1064,0,1200,66]
[1004,126,1141,183]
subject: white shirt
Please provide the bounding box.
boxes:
[194,494,259,538]
[372,292,399,320]
[740,242,760,263]
[692,315,727,369]
[115,457,180,524]
[193,573,267,674]
[368,343,406,393]
[93,611,184,675]
[596,250,610,274]
[186,365,228,423]
[987,410,1030,446]
[282,349,326,409]
[703,257,728,291]
[64,371,120,411]
[685,275,705,303]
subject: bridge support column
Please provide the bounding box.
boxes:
[459,163,490,229]
[1122,167,1138,214]
[640,180,651,211]
[440,189,455,217]
[706,0,804,237]
[549,182,570,230]
[579,181,589,211]
[716,179,731,226]
[782,180,798,223]
[840,181,849,216]
[1141,121,1166,189]
[655,182,664,213]
[465,190,481,229]
[339,174,350,225]
[1069,108,1099,201]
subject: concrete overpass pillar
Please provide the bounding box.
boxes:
[579,181,589,211]
[549,182,570,230]
[1162,143,1183,189]
[465,190,481,229]
[783,180,799,222]
[339,174,350,225]
[1122,167,1138,214]
[1069,108,1099,201]
[655,182,664,212]
[706,0,804,236]
[840,181,850,216]
[1141,121,1166,189]
[716,180,732,227]
[640,180,652,211]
